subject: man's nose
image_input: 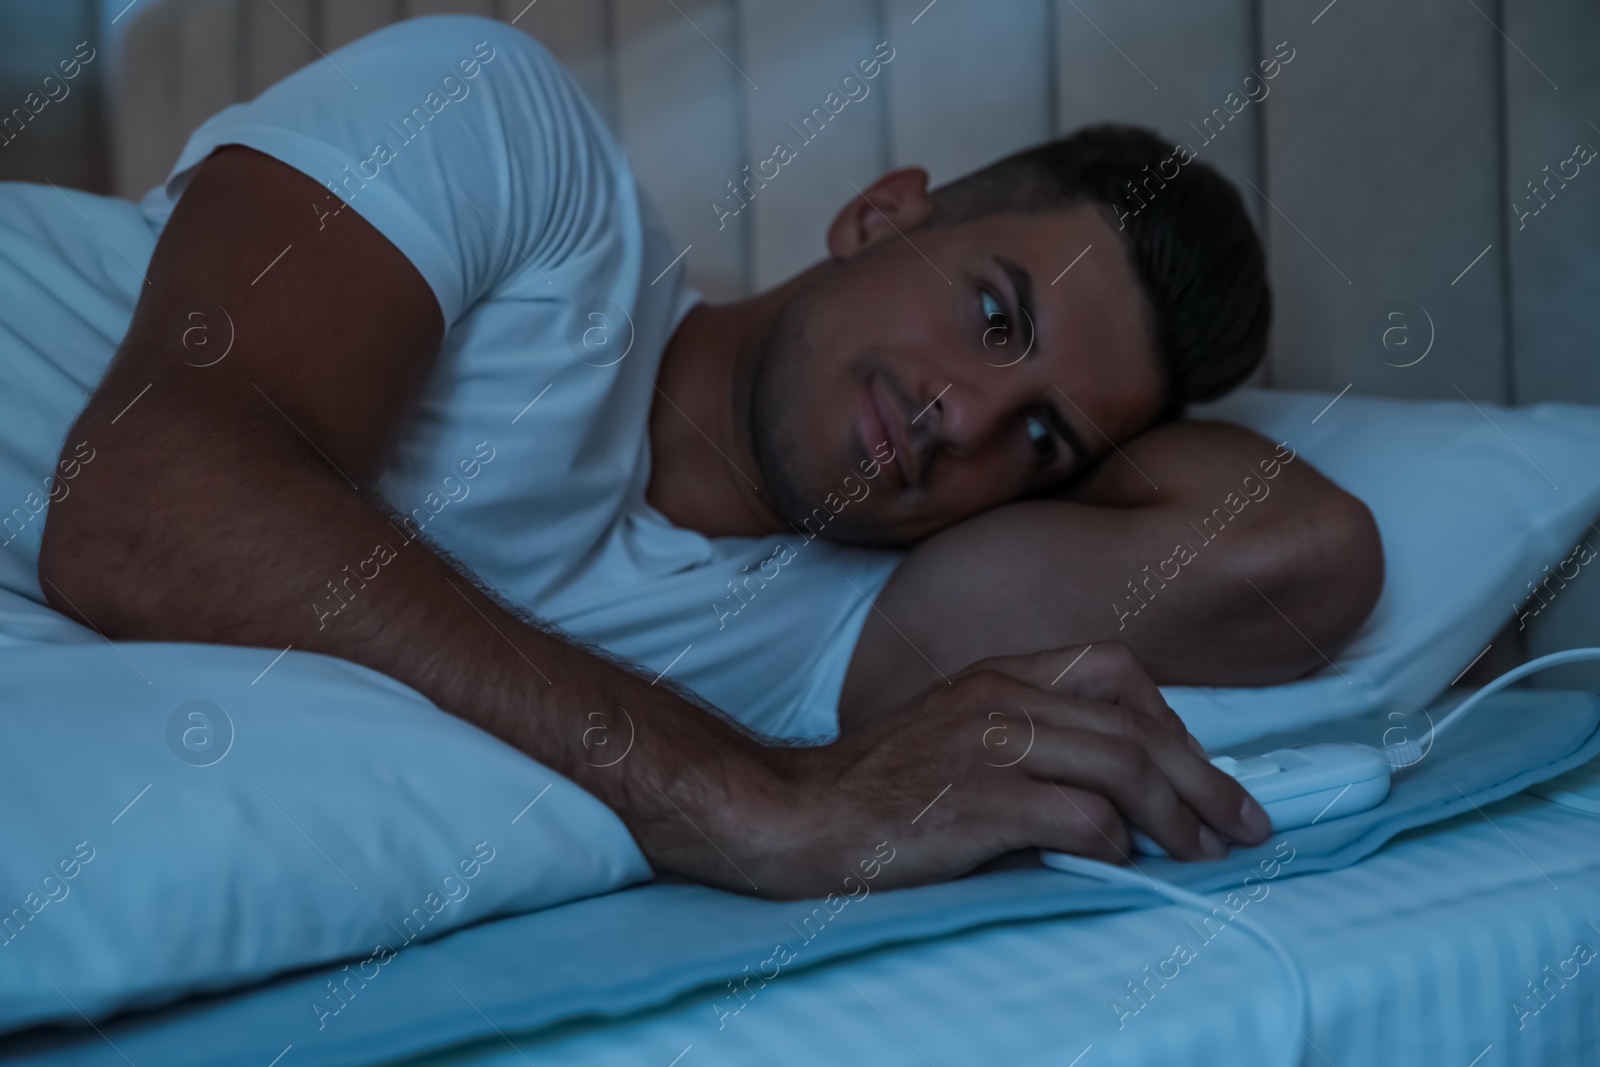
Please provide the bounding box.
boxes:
[921,378,1018,458]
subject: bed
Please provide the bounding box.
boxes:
[409,792,1600,1067]
[9,751,1599,1066]
[3,185,1599,1063]
[4,2,1599,1064]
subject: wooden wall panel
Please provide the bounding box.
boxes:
[612,0,747,300]
[1502,0,1600,405]
[736,0,888,291]
[883,0,1052,186]
[1259,0,1506,400]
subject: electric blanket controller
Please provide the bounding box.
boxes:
[1128,742,1393,858]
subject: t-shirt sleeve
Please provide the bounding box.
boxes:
[151,15,623,327]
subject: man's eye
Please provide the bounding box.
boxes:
[1025,414,1057,466]
[981,290,1010,345]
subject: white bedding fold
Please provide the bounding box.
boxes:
[0,605,651,1032]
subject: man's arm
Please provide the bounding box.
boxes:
[41,146,1273,897]
[39,147,800,891]
[839,420,1383,733]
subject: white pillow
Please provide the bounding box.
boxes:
[0,592,649,1032]
[1165,388,1600,751]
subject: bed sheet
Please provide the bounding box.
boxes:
[407,789,1600,1067]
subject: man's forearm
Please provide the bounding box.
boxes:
[1055,419,1382,674]
[40,392,794,891]
[840,420,1383,729]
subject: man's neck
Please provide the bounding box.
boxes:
[646,269,816,538]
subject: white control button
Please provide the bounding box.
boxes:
[1228,755,1285,782]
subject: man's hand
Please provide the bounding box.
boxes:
[744,643,1271,899]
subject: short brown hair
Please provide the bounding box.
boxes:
[928,123,1271,422]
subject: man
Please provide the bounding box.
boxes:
[26,16,1380,899]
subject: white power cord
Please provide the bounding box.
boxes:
[1047,645,1600,1067]
[1044,851,1312,1067]
[1381,647,1600,769]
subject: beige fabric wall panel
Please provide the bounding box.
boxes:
[614,0,748,301]
[98,0,1596,404]
[1051,0,1266,385]
[1260,0,1507,401]
[883,0,1053,186]
[321,0,403,52]
[401,0,497,17]
[112,0,187,198]
[736,0,890,292]
[175,0,243,144]
[1503,0,1600,405]
[240,0,316,97]
[1051,0,1261,227]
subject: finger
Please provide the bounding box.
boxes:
[932,670,1264,849]
[1022,723,1224,861]
[1026,782,1133,865]
[1019,697,1264,852]
[973,643,1190,741]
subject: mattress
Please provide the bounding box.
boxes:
[406,789,1600,1067]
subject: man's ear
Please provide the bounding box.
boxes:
[826,167,934,258]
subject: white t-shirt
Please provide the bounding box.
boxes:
[0,15,901,741]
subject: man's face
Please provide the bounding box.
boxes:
[744,202,1166,545]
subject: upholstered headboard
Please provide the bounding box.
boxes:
[111,0,1599,407]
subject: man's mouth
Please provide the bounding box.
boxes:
[860,376,918,490]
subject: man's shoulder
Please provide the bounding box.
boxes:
[306,14,590,121]
[345,15,624,178]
